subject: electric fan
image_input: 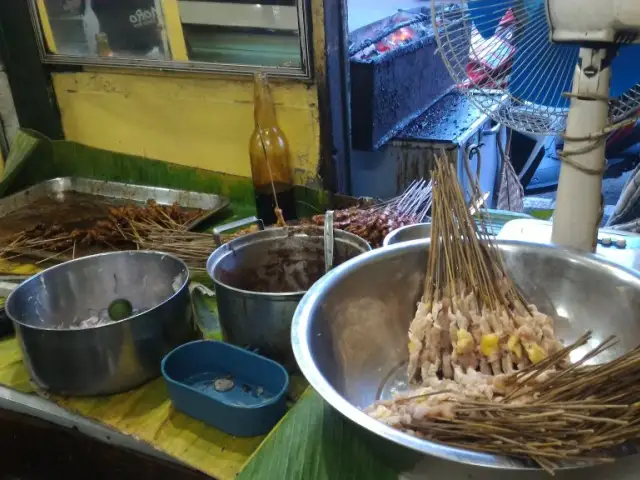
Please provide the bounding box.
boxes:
[430,0,640,252]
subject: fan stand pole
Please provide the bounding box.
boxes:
[551,48,611,253]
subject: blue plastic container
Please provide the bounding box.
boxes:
[161,340,289,437]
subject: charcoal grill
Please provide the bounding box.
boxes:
[349,7,468,151]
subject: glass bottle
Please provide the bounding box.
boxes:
[249,72,296,225]
[96,33,113,57]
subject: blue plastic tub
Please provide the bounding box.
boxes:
[161,340,289,437]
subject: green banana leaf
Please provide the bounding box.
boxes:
[238,389,397,480]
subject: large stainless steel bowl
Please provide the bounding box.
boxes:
[292,240,640,471]
[6,251,196,396]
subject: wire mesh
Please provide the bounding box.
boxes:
[431,0,640,136]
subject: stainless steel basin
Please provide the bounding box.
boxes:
[6,251,196,396]
[291,240,640,470]
[383,223,431,247]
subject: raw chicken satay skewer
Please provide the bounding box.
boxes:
[408,156,560,385]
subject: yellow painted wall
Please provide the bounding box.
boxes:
[52,71,321,184]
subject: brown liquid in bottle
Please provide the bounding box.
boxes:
[96,33,113,57]
[249,73,296,225]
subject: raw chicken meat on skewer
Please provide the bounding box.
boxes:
[407,161,563,385]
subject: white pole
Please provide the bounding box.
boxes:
[551,48,611,252]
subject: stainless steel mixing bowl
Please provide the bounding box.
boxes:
[292,240,640,470]
[383,223,431,247]
[5,251,196,396]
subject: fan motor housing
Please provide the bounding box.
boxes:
[546,0,640,44]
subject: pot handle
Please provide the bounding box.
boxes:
[212,216,265,246]
[324,210,335,273]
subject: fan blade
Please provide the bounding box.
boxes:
[507,0,575,108]
[468,0,515,39]
[511,45,640,109]
[510,27,577,108]
[508,1,640,109]
[611,48,640,99]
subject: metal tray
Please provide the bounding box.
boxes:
[0,177,230,241]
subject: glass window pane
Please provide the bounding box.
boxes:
[177,1,303,68]
[182,26,301,68]
[38,0,170,59]
[33,0,309,75]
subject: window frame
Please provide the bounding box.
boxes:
[27,0,314,79]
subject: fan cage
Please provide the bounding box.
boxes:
[431,1,640,136]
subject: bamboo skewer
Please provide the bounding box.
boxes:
[400,336,640,468]
[0,211,221,273]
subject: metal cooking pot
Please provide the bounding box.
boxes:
[292,240,640,471]
[207,217,371,370]
[384,219,504,247]
[5,251,195,396]
[383,223,432,247]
